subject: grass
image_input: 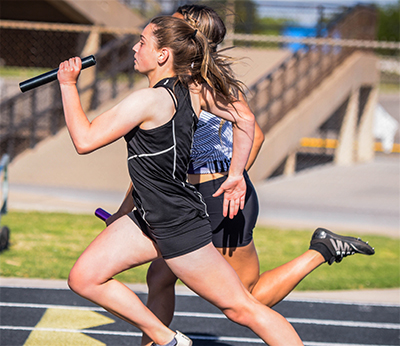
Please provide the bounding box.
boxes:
[0,211,399,291]
[0,66,49,79]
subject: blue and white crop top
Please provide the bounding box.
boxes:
[188,111,233,174]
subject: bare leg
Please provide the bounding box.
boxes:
[67,215,176,345]
[216,240,260,291]
[142,244,259,345]
[217,241,325,307]
[142,259,178,346]
[142,242,322,345]
[167,243,303,346]
[251,250,325,307]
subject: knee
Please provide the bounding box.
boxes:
[221,291,262,326]
[146,260,177,293]
[68,264,91,297]
[223,304,253,326]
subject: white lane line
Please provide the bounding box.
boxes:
[286,298,400,308]
[0,326,394,346]
[0,302,105,311]
[287,317,399,330]
[175,311,400,330]
[1,302,399,330]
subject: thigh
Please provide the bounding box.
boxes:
[72,215,161,283]
[217,240,260,292]
[165,243,253,310]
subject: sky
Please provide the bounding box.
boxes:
[254,0,398,5]
[254,0,398,25]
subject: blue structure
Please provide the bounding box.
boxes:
[282,25,328,52]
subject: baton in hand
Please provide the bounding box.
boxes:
[19,55,96,93]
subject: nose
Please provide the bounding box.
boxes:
[132,42,139,53]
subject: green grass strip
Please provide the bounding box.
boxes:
[0,211,398,291]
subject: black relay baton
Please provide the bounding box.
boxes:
[19,55,96,93]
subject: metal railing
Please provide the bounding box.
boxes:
[0,29,141,160]
[0,4,388,162]
[246,5,378,134]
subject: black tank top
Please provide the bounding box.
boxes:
[124,77,208,229]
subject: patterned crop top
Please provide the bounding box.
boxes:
[187,111,233,174]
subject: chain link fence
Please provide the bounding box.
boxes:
[0,21,141,159]
[0,1,399,173]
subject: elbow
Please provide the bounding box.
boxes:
[240,110,256,132]
[255,129,265,147]
[74,141,93,155]
[75,148,89,155]
[254,120,265,147]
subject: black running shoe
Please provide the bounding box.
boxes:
[310,228,375,265]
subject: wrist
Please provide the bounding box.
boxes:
[228,170,244,179]
[60,82,77,88]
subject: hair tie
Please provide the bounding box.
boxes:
[191,29,198,39]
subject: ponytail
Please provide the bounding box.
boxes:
[150,16,244,103]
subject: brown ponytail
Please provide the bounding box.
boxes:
[150,16,244,103]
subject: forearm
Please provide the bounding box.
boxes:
[60,84,91,154]
[229,107,255,178]
[106,183,135,226]
[245,121,264,171]
[117,183,135,214]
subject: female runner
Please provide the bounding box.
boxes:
[57,16,304,346]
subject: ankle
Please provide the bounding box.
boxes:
[152,336,177,346]
[309,244,330,263]
[306,248,325,263]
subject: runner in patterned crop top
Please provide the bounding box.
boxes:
[57,15,306,346]
[134,7,374,346]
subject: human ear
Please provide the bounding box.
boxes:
[158,48,170,65]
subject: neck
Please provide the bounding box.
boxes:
[147,67,176,88]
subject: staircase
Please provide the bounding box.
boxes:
[245,5,379,181]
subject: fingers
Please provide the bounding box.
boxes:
[59,57,82,72]
[212,186,223,198]
[214,175,247,219]
[229,197,240,219]
[223,196,240,219]
[58,57,82,84]
[240,194,245,210]
[222,198,229,218]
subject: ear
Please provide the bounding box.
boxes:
[158,47,170,65]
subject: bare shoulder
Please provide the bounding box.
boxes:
[116,87,170,114]
[123,87,161,104]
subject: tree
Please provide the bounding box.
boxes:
[377,0,399,56]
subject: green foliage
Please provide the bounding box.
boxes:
[377,0,400,56]
[377,1,400,42]
[1,212,398,291]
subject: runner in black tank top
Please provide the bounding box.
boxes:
[56,16,307,346]
[125,77,212,259]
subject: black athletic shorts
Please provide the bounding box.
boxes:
[127,209,212,260]
[194,170,259,249]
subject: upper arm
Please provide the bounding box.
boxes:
[82,88,160,152]
[200,84,254,124]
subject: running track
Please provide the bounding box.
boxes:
[1,286,399,346]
